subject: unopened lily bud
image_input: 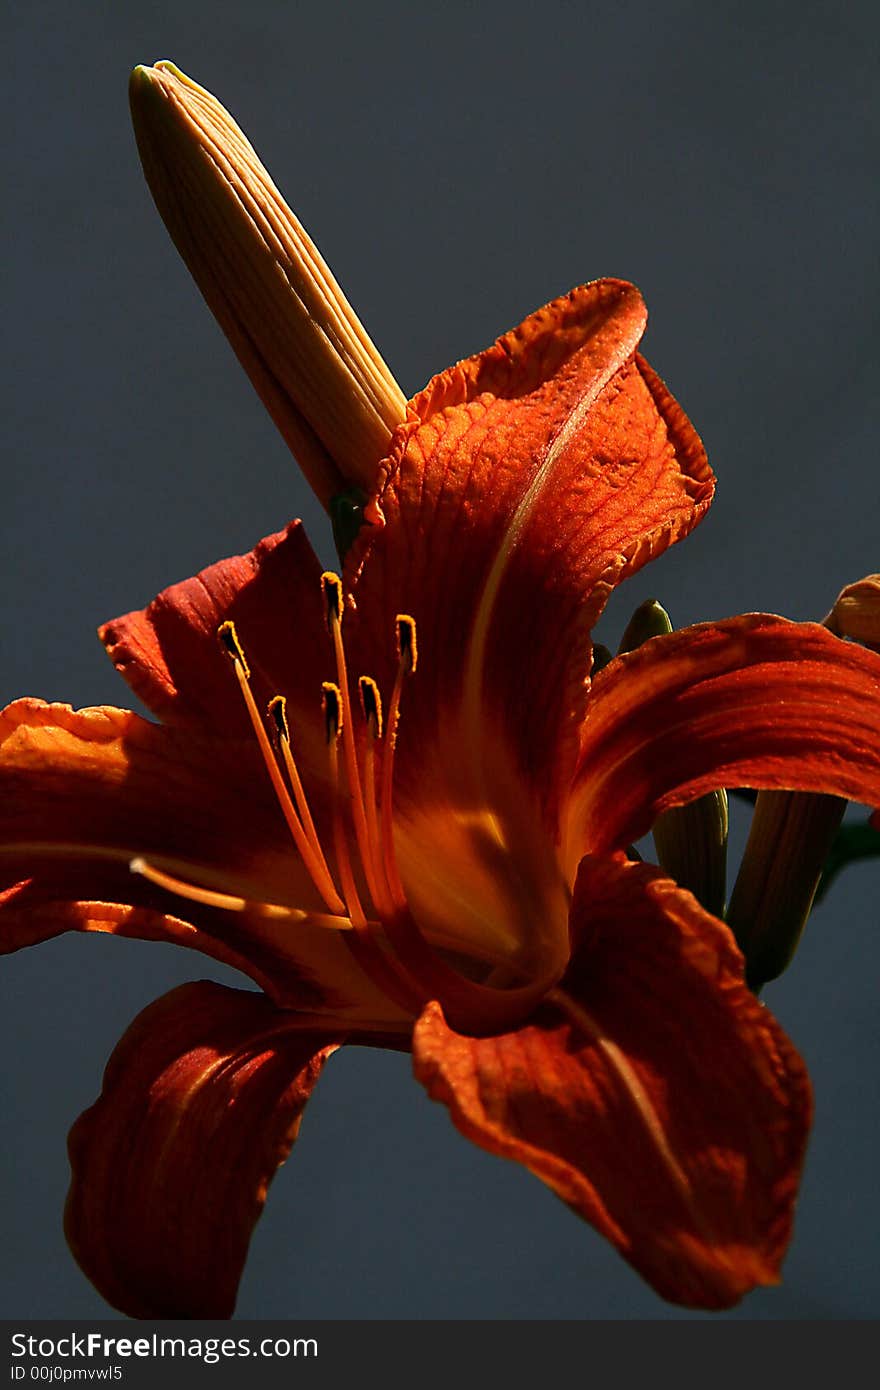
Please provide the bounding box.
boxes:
[618,599,729,913]
[129,62,407,506]
[824,574,880,651]
[617,598,672,653]
[726,789,846,989]
[653,790,728,919]
[729,574,880,989]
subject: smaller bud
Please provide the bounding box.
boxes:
[619,599,728,914]
[824,574,880,651]
[727,789,846,990]
[730,572,880,989]
[653,790,729,919]
[617,599,672,654]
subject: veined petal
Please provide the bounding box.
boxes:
[565,615,880,865]
[100,521,330,752]
[346,282,713,814]
[0,699,305,901]
[413,854,810,1309]
[65,980,341,1318]
[0,700,402,1021]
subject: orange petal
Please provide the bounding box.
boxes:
[346,282,713,812]
[413,854,810,1309]
[566,615,880,863]
[65,980,341,1317]
[0,699,305,902]
[0,700,404,1020]
[1,884,296,997]
[100,521,330,752]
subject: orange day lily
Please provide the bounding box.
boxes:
[3,63,880,1320]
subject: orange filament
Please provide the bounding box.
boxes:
[378,617,417,910]
[133,602,558,1035]
[358,675,387,911]
[321,572,388,913]
[323,681,367,930]
[325,680,425,1014]
[267,694,337,889]
[217,621,345,915]
[130,855,353,929]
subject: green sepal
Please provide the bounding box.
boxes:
[330,486,369,561]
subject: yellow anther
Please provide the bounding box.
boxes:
[321,571,343,628]
[396,614,418,673]
[217,619,250,678]
[322,681,343,741]
[358,676,383,738]
[267,694,290,742]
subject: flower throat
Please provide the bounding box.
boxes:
[132,572,554,1034]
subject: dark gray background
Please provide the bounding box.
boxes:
[2,0,878,1320]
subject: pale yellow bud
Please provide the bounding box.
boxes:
[825,574,880,650]
[129,62,407,506]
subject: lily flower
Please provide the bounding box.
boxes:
[3,65,880,1322]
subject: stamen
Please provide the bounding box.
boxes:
[217,621,346,915]
[321,570,343,628]
[358,674,389,916]
[396,613,418,674]
[267,693,337,887]
[318,682,424,1012]
[320,573,386,912]
[323,682,367,929]
[358,675,383,738]
[322,680,343,742]
[218,619,250,677]
[130,856,353,929]
[380,616,418,909]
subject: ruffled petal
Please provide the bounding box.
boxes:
[413,854,810,1309]
[565,615,880,864]
[346,282,713,814]
[65,980,341,1317]
[100,521,332,757]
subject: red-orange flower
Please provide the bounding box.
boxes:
[3,65,880,1322]
[4,279,880,1317]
